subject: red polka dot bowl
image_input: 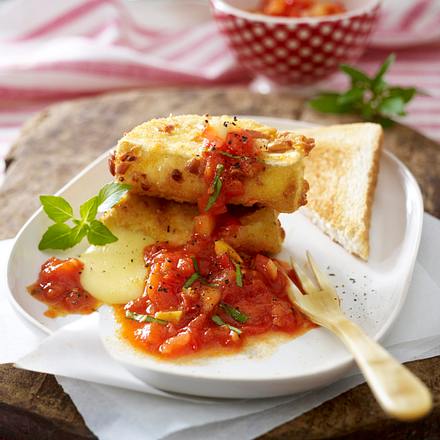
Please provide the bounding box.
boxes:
[210,0,381,85]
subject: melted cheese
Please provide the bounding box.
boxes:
[79,227,153,304]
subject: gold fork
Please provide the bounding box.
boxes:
[285,252,432,421]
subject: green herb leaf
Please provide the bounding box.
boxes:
[388,86,417,103]
[79,196,98,223]
[234,262,243,288]
[126,310,168,325]
[205,164,224,212]
[40,195,73,223]
[340,64,371,86]
[220,302,248,323]
[97,182,131,212]
[211,314,242,335]
[309,93,350,114]
[70,223,89,247]
[199,278,218,287]
[308,54,419,127]
[183,272,200,289]
[87,220,118,246]
[374,53,395,84]
[379,96,406,116]
[191,256,200,273]
[38,223,74,250]
[219,151,241,159]
[337,87,364,106]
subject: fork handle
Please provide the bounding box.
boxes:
[327,316,432,421]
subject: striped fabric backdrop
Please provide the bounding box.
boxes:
[0,0,439,167]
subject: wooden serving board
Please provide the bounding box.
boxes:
[0,87,439,440]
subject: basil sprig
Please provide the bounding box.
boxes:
[205,164,225,212]
[309,54,421,127]
[39,182,131,250]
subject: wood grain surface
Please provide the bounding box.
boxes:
[1,87,439,440]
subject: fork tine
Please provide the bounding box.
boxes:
[306,251,331,290]
[285,277,304,306]
[290,257,316,294]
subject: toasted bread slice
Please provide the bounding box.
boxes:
[113,115,313,213]
[102,192,285,254]
[297,123,383,260]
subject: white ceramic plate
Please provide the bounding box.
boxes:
[7,117,423,398]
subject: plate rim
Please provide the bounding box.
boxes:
[6,117,424,385]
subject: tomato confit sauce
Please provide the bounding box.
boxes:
[29,122,313,358]
[119,237,313,358]
[28,257,99,318]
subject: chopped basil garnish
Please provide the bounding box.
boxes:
[211,314,242,335]
[220,302,248,324]
[183,272,200,289]
[234,262,243,287]
[191,256,200,273]
[199,278,219,288]
[183,256,217,288]
[219,151,241,159]
[125,310,168,325]
[205,164,224,212]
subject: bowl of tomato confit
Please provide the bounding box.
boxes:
[211,0,381,85]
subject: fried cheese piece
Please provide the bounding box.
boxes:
[101,192,285,255]
[298,123,383,260]
[113,115,313,213]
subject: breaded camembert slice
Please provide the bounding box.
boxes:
[101,192,285,255]
[113,115,314,213]
[297,123,383,260]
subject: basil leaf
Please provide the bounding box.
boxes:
[97,182,131,212]
[87,220,118,245]
[211,314,242,335]
[70,223,89,247]
[38,223,74,250]
[183,272,199,289]
[379,96,406,116]
[340,64,371,86]
[374,53,395,83]
[388,86,417,103]
[40,195,73,223]
[234,262,243,288]
[309,93,349,114]
[220,302,248,323]
[126,310,168,325]
[79,196,98,222]
[205,164,224,212]
[337,87,364,106]
[372,77,387,94]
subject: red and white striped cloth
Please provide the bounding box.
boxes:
[0,0,439,166]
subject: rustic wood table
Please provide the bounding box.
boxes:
[0,87,439,440]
